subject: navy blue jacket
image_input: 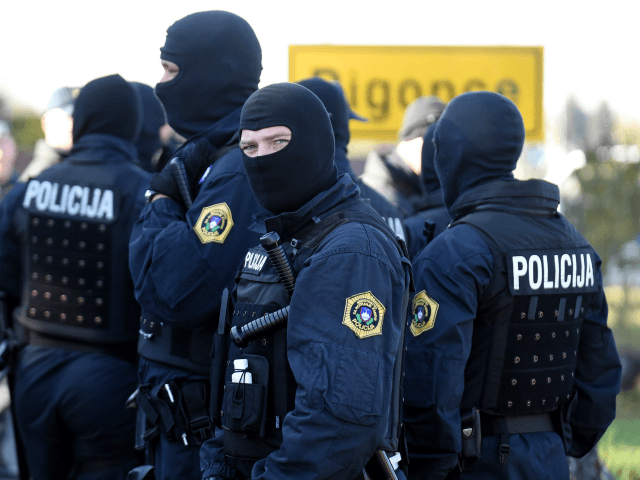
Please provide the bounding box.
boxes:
[200,175,411,480]
[403,179,621,479]
[129,108,264,329]
[402,189,451,260]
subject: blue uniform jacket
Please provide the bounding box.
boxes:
[403,180,621,479]
[129,109,265,328]
[201,175,410,480]
[402,188,452,260]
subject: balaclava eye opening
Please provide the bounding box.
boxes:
[72,74,142,144]
[155,11,262,140]
[240,83,338,215]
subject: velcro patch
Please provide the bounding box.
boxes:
[410,290,438,337]
[241,247,269,275]
[506,247,599,295]
[194,202,234,244]
[342,291,385,339]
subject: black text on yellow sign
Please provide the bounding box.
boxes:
[289,46,544,142]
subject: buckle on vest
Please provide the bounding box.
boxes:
[190,415,212,444]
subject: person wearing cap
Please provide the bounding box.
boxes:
[127,11,265,479]
[200,81,411,480]
[19,86,80,182]
[401,122,452,260]
[296,77,406,240]
[130,82,167,173]
[0,74,152,480]
[361,96,445,216]
[402,91,621,479]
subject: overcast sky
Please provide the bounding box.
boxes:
[1,0,638,128]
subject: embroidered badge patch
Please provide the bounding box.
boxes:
[410,290,439,337]
[342,291,386,339]
[194,202,234,244]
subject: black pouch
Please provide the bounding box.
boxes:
[222,354,269,437]
[460,407,482,459]
[559,389,578,455]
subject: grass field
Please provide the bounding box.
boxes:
[599,378,640,479]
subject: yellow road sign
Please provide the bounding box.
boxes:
[289,46,544,142]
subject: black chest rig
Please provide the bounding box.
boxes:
[15,177,139,358]
[452,207,599,417]
[219,199,408,462]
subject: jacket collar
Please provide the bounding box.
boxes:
[249,174,361,236]
[450,179,560,219]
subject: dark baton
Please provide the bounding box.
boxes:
[169,157,193,208]
[230,232,296,348]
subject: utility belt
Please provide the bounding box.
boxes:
[128,378,213,452]
[27,330,137,363]
[459,408,559,466]
[137,316,214,375]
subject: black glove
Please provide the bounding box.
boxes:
[149,138,218,206]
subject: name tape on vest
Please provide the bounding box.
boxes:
[241,247,268,275]
[506,247,598,295]
[23,180,115,220]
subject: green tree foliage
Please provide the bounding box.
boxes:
[10,116,43,152]
[562,151,640,273]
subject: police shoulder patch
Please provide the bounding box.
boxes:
[194,202,234,244]
[410,290,439,337]
[342,291,386,339]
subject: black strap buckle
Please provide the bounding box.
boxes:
[189,415,212,444]
[498,443,511,464]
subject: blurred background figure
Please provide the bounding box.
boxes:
[18,87,79,182]
[402,121,452,259]
[361,95,445,216]
[0,74,151,480]
[297,77,406,239]
[0,121,19,201]
[130,82,167,172]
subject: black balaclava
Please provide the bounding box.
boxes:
[420,123,440,194]
[131,82,167,171]
[434,91,525,211]
[155,11,262,140]
[240,83,338,215]
[72,74,142,144]
[296,77,366,177]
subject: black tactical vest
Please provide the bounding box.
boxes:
[14,166,144,355]
[453,207,600,416]
[220,199,410,461]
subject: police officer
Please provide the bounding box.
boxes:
[200,82,412,480]
[402,123,452,260]
[402,91,621,479]
[361,96,445,216]
[128,11,264,479]
[297,77,406,240]
[130,82,167,173]
[0,74,151,479]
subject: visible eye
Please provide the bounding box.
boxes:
[241,144,257,156]
[275,138,289,145]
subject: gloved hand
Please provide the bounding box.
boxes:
[149,137,218,206]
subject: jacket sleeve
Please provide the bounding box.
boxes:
[200,428,240,480]
[402,225,493,480]
[568,257,621,457]
[129,152,262,326]
[251,224,407,480]
[0,183,27,302]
